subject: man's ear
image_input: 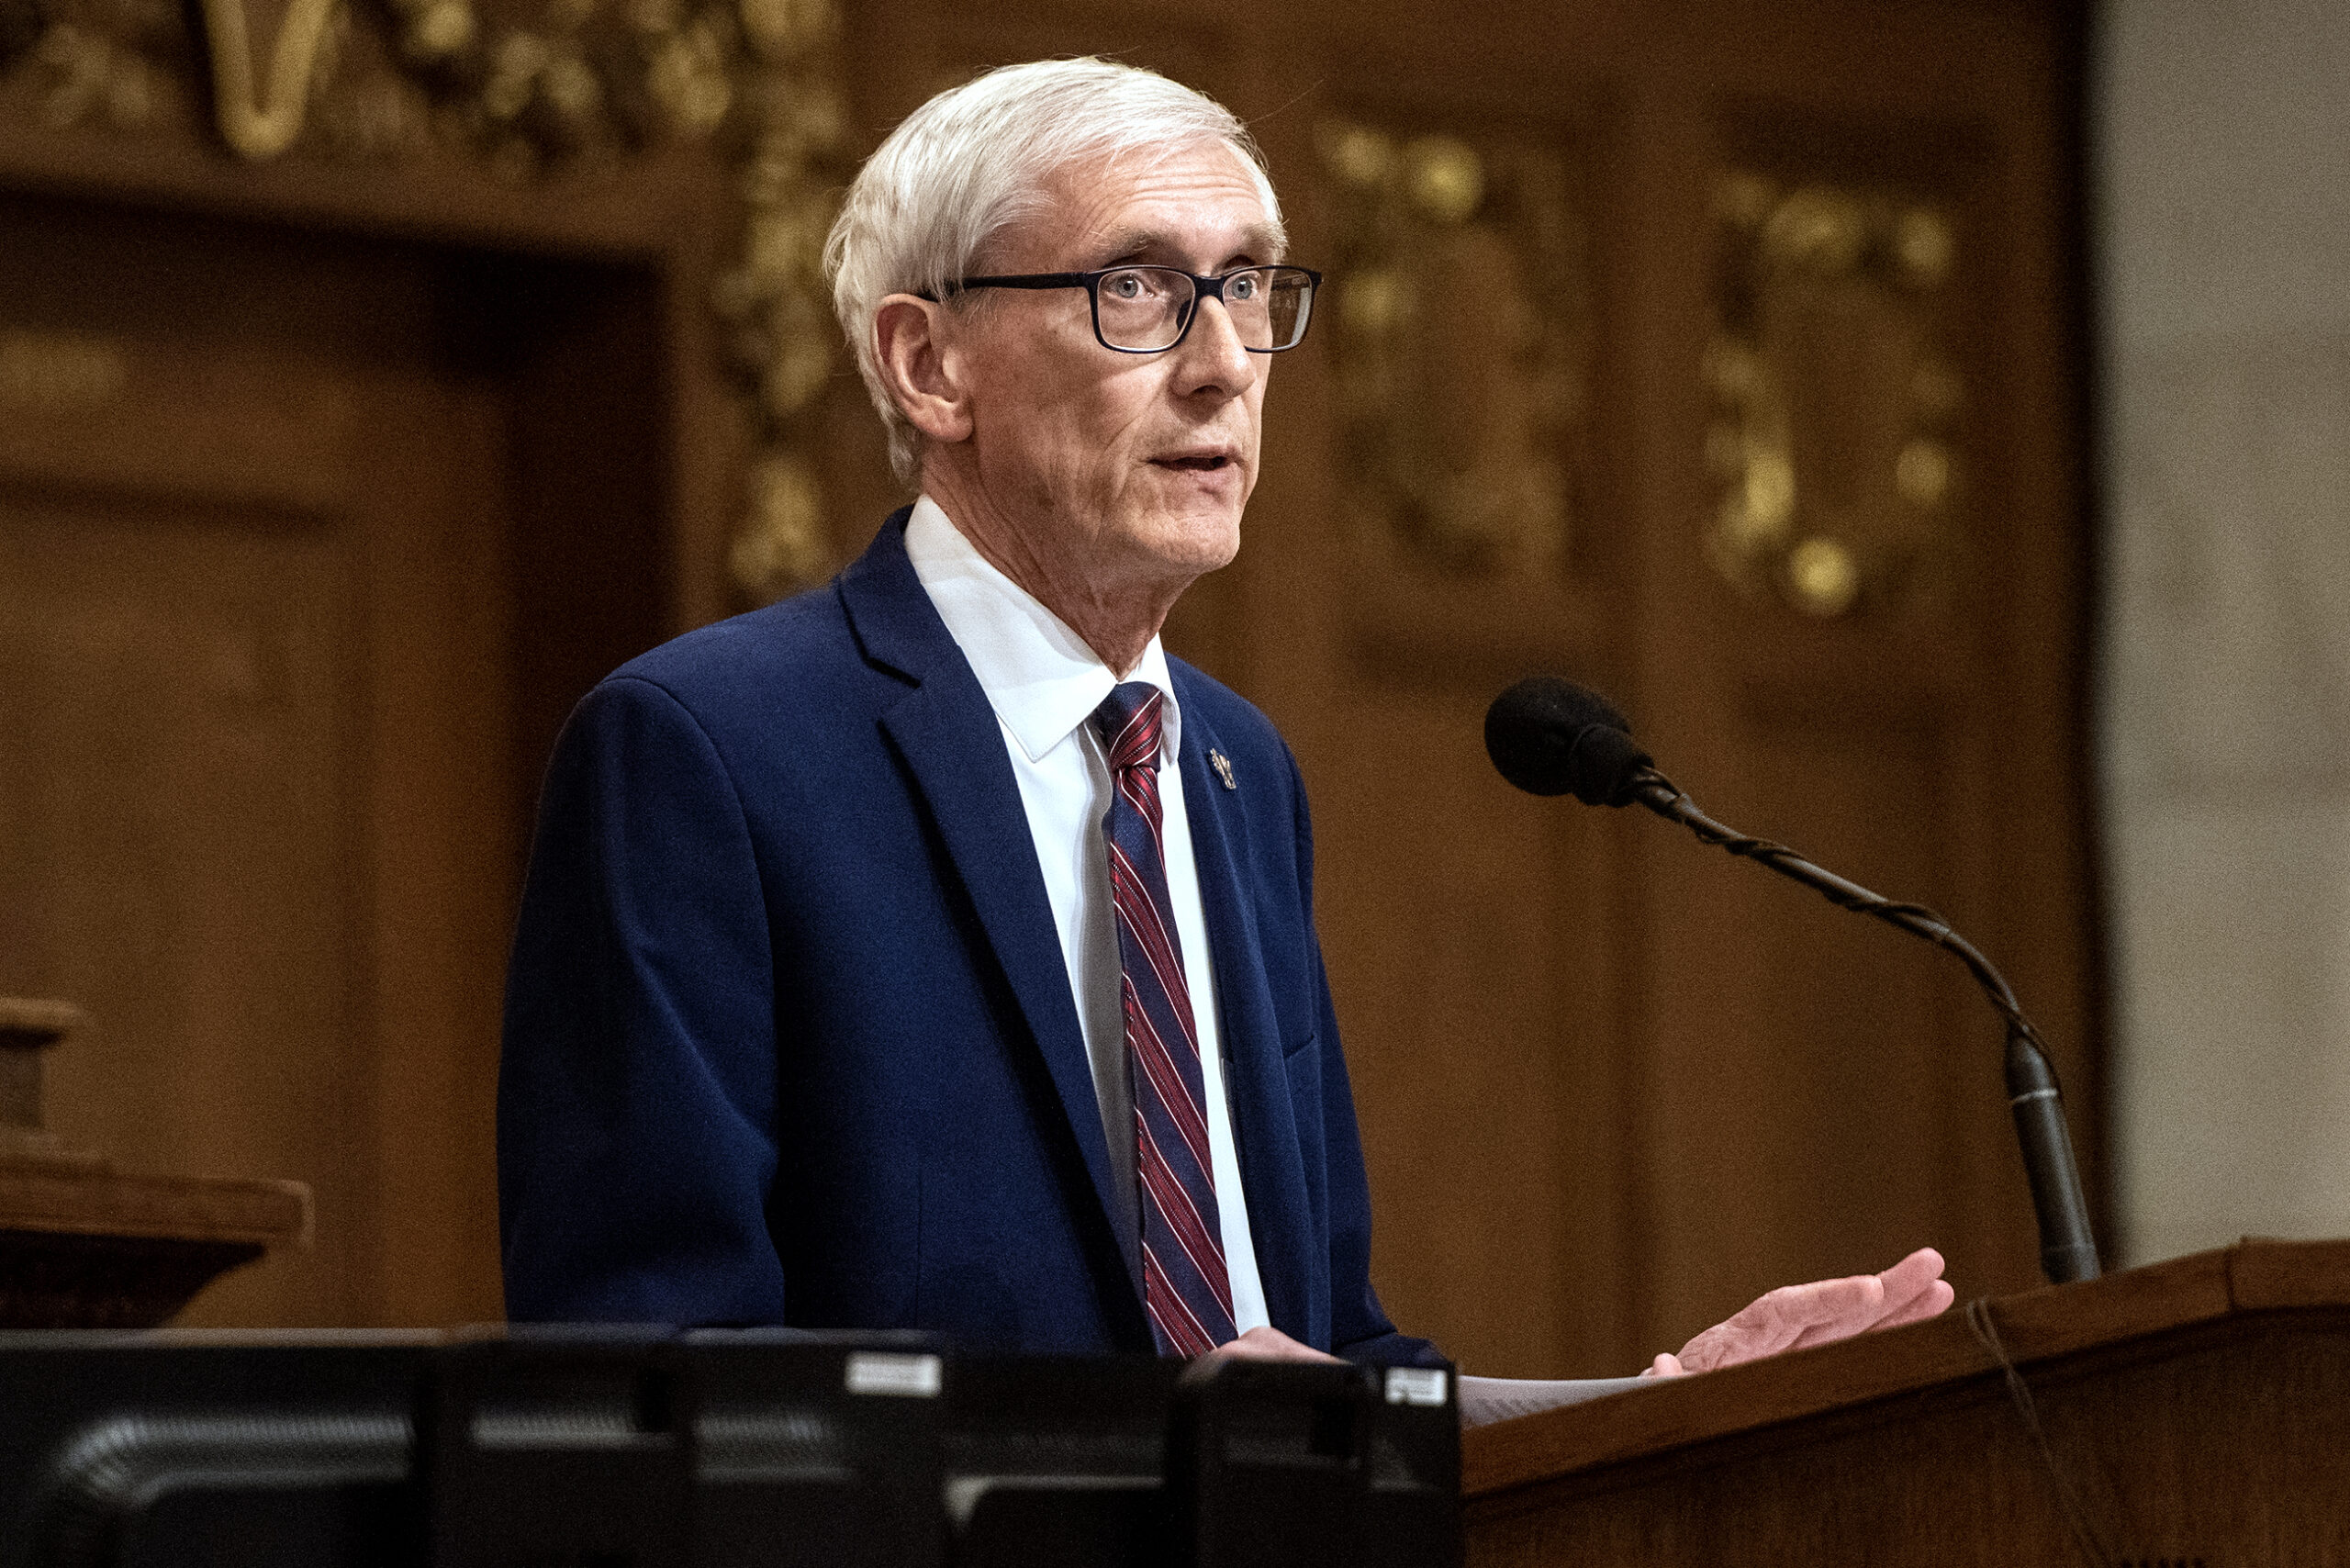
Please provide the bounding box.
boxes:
[873,295,975,445]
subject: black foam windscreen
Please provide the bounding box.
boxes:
[1483,678,1653,806]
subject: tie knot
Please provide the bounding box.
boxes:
[1091,682,1163,774]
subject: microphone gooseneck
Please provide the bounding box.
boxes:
[1483,677,2101,1286]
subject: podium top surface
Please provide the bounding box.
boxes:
[1463,1237,2350,1501]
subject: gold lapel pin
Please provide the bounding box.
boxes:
[1209,748,1237,790]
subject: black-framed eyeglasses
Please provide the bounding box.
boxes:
[933,265,1321,354]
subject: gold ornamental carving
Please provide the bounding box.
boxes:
[0,0,848,602]
[711,0,851,604]
[1707,172,1964,620]
[1318,117,1590,580]
[1,0,736,161]
[193,0,337,157]
[362,0,742,174]
[2,0,191,135]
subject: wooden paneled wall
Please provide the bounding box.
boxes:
[0,0,2097,1372]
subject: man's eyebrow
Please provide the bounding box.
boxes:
[1086,222,1288,268]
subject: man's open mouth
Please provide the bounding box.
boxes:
[1156,454,1234,471]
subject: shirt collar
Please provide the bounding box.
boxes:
[902,495,1181,765]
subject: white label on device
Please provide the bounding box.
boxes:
[845,1351,943,1397]
[1384,1367,1449,1406]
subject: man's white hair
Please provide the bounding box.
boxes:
[823,57,1284,483]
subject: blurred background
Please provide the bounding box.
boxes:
[0,0,2339,1374]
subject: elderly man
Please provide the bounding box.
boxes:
[498,58,1952,1371]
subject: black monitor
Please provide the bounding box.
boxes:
[0,1329,1459,1567]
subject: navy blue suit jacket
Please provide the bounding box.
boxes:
[498,510,1435,1363]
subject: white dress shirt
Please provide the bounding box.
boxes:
[903,495,1270,1336]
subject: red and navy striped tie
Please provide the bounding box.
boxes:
[1091,682,1236,1357]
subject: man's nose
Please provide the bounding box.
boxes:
[1171,295,1257,395]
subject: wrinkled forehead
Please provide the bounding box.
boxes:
[997,137,1286,270]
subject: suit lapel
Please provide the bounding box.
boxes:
[1173,684,1315,1341]
[837,515,1143,1307]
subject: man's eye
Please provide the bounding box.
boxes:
[1226,274,1261,301]
[1103,273,1149,300]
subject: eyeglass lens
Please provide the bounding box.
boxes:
[1095,267,1314,352]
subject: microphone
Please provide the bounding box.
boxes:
[1483,679,1652,805]
[1484,676,2100,1286]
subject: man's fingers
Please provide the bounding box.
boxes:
[1762,1274,1883,1335]
[1789,1249,1953,1348]
[1669,1247,1957,1373]
[1677,1274,1882,1372]
[1871,1248,1947,1322]
[1874,1278,1954,1330]
[1789,1280,1952,1349]
[1729,1275,1882,1363]
[1734,1275,1878,1338]
[1852,1247,1950,1332]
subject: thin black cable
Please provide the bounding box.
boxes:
[1964,1297,2115,1567]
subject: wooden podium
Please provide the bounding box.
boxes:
[0,998,310,1327]
[1464,1238,2350,1565]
